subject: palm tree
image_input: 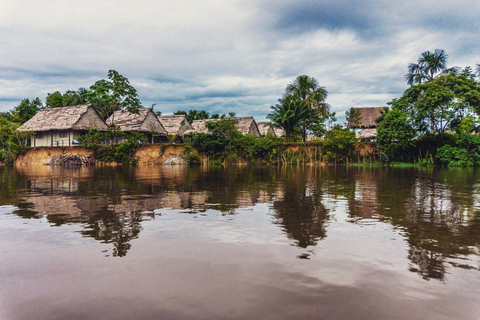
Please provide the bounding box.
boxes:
[405,49,459,85]
[268,97,309,141]
[284,75,329,141]
[285,75,329,115]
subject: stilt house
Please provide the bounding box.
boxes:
[17,104,108,147]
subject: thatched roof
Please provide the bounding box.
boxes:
[185,119,209,135]
[17,104,108,132]
[158,115,193,135]
[348,107,384,129]
[357,128,377,139]
[235,117,260,136]
[107,108,166,134]
[257,121,285,137]
[183,117,261,136]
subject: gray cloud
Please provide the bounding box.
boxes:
[0,0,479,124]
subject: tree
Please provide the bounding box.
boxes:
[284,75,329,141]
[45,91,64,109]
[12,98,42,123]
[322,126,357,163]
[345,107,362,128]
[391,74,480,138]
[405,49,459,85]
[63,88,89,106]
[45,88,90,109]
[87,70,143,120]
[376,109,417,158]
[174,109,211,123]
[268,97,309,141]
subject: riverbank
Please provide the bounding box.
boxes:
[13,142,380,166]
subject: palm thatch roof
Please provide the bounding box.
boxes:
[347,107,384,129]
[106,108,167,134]
[257,121,285,137]
[235,117,260,136]
[357,128,377,140]
[158,115,193,135]
[183,117,261,136]
[184,119,209,135]
[17,104,108,132]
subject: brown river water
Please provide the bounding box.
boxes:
[0,165,479,320]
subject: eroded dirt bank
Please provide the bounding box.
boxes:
[15,147,94,165]
[15,145,189,166]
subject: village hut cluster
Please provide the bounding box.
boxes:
[18,104,383,147]
[17,105,285,147]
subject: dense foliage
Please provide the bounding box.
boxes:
[376,109,416,160]
[268,75,334,142]
[87,70,143,120]
[377,50,480,166]
[78,126,145,164]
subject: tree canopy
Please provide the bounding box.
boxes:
[390,74,480,137]
[87,70,143,120]
[268,97,310,141]
[405,49,459,85]
[11,98,43,123]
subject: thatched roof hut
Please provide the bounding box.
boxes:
[183,117,261,136]
[18,104,107,132]
[347,107,384,129]
[106,108,166,134]
[158,115,193,136]
[257,121,285,137]
[17,104,108,147]
[235,117,260,136]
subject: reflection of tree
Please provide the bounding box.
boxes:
[272,168,328,248]
[373,168,480,281]
[81,211,147,257]
[408,246,445,281]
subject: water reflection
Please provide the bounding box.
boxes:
[1,165,480,281]
[346,167,480,280]
[272,167,328,248]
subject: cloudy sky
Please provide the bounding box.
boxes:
[1,0,479,121]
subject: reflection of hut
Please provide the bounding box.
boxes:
[347,107,384,141]
[17,104,108,147]
[158,115,193,136]
[107,108,167,143]
[257,121,285,137]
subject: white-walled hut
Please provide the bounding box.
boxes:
[158,115,193,136]
[257,121,285,137]
[17,104,108,147]
[106,108,167,143]
[347,107,385,141]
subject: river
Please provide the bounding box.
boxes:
[0,165,479,319]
